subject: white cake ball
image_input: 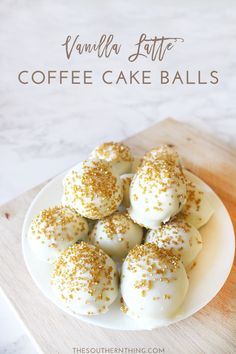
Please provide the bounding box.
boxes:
[89,212,143,261]
[128,160,187,229]
[142,145,181,167]
[28,205,88,263]
[121,243,188,321]
[62,159,123,220]
[145,217,203,268]
[181,170,214,228]
[51,242,119,315]
[90,142,133,176]
[120,173,134,209]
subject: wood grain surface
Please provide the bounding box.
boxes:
[0,119,235,354]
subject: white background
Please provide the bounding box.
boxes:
[0,0,236,353]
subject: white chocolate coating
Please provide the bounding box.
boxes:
[142,145,181,167]
[121,243,189,321]
[120,173,134,209]
[28,205,88,263]
[62,159,123,220]
[128,160,187,229]
[90,142,133,176]
[51,242,119,315]
[145,217,203,268]
[89,212,143,261]
[181,170,214,228]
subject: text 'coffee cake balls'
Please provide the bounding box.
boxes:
[62,159,123,220]
[145,216,203,268]
[28,205,88,263]
[51,242,119,315]
[90,142,133,176]
[181,170,214,229]
[121,243,188,321]
[128,159,187,229]
[89,212,143,261]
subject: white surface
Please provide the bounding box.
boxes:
[0,0,236,352]
[22,171,235,330]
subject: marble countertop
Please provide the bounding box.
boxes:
[0,0,236,353]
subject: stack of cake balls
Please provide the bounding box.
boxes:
[27,142,214,322]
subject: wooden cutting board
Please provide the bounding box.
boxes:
[0,119,235,354]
